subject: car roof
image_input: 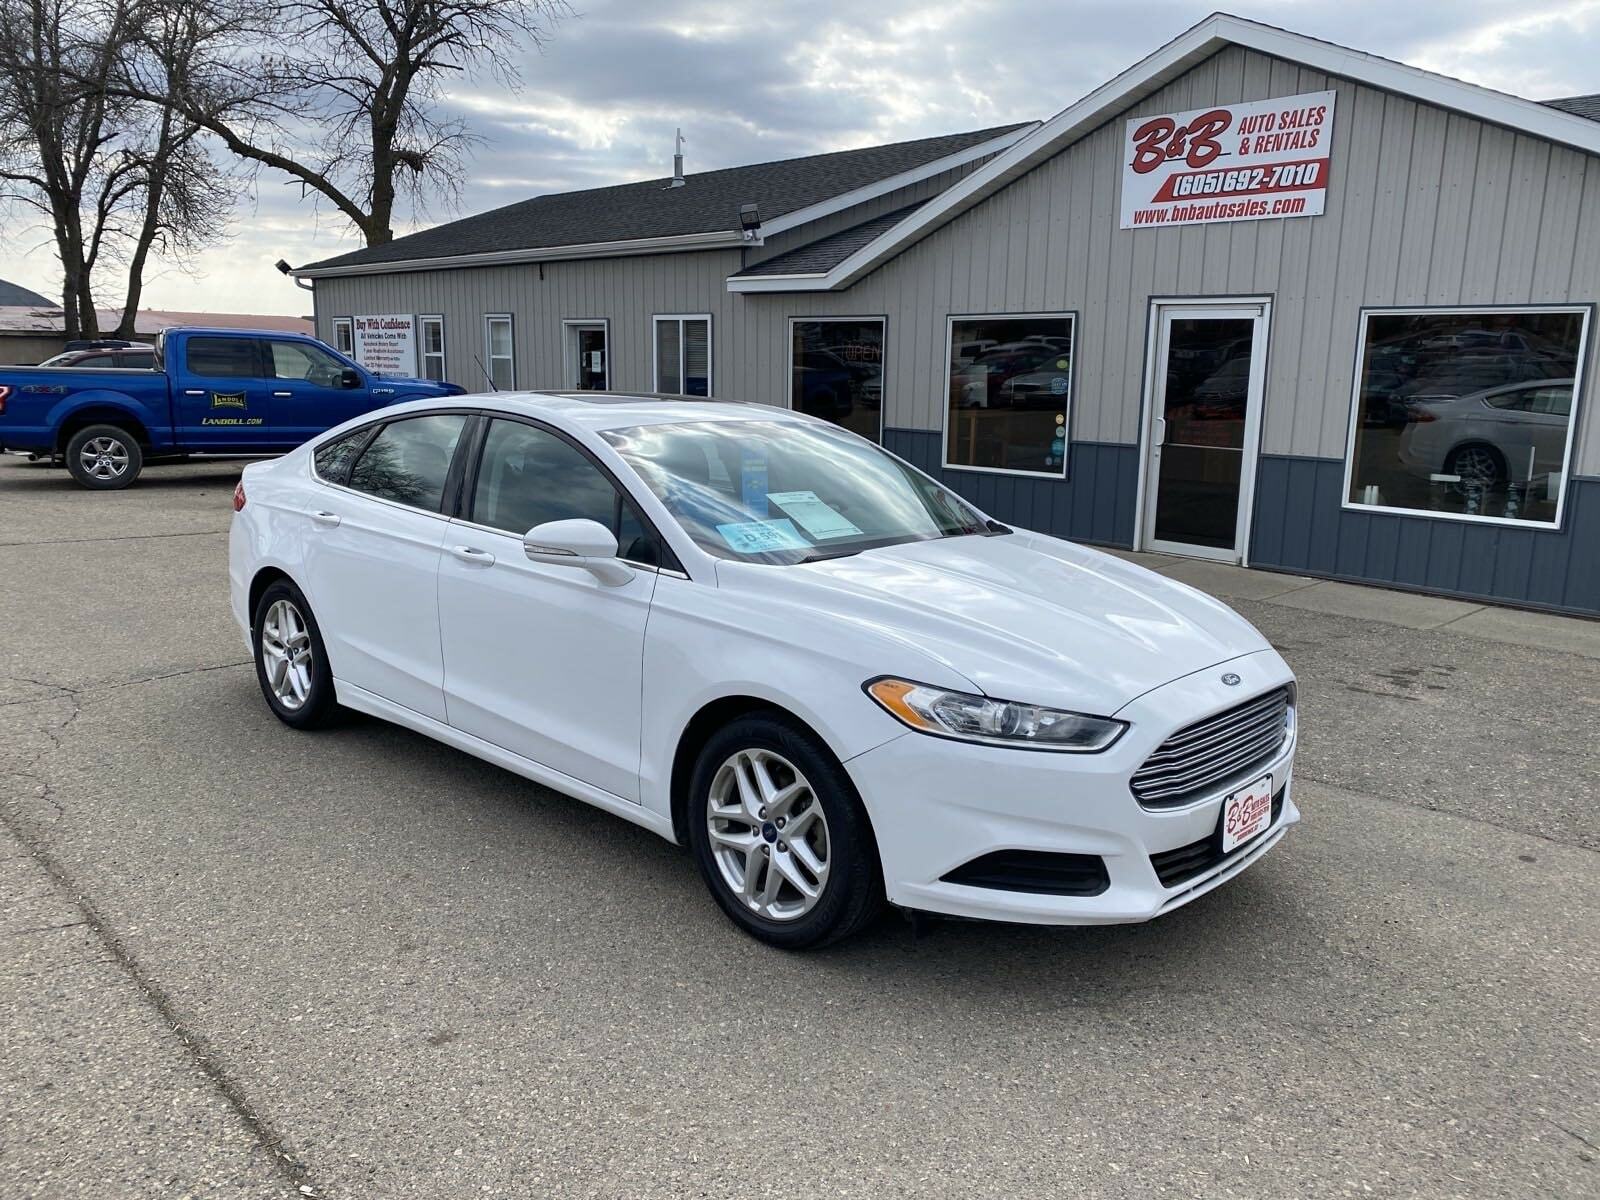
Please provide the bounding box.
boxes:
[387,391,820,434]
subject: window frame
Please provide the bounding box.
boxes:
[484,314,515,391]
[562,317,611,390]
[785,315,888,444]
[455,411,685,575]
[331,317,353,355]
[652,313,713,397]
[939,310,1078,479]
[419,315,447,383]
[1339,303,1593,531]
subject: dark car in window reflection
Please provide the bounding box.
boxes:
[1397,378,1573,489]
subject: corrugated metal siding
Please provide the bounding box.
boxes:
[1251,457,1600,614]
[886,430,1137,545]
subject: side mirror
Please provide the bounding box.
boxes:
[340,368,362,388]
[523,518,632,586]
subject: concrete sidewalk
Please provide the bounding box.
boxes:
[1109,550,1600,659]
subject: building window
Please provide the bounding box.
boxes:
[331,318,353,355]
[485,314,514,390]
[420,316,446,383]
[944,314,1075,476]
[654,315,711,396]
[790,318,884,443]
[1344,307,1589,527]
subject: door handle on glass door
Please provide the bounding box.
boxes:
[1153,417,1168,447]
[449,545,495,567]
[309,510,341,528]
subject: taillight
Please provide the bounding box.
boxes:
[232,480,246,511]
[0,384,11,415]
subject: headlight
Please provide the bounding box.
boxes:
[864,677,1126,753]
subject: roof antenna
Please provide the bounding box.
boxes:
[670,128,686,187]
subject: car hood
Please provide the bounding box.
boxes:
[724,532,1271,715]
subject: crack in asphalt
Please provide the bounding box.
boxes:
[0,528,230,548]
[0,664,315,1198]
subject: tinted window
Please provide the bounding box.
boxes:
[348,414,466,510]
[268,339,348,386]
[791,319,883,443]
[120,352,155,369]
[313,427,372,483]
[187,337,259,378]
[472,419,658,565]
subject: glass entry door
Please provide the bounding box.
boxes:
[569,323,608,390]
[1141,303,1269,562]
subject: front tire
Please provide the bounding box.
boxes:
[65,424,143,489]
[251,580,339,729]
[688,715,883,949]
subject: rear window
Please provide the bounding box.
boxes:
[186,337,258,378]
[313,427,373,483]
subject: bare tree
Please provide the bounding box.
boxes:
[120,0,571,247]
[0,0,227,337]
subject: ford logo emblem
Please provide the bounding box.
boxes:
[1221,673,1242,686]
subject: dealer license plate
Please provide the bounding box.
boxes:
[1221,774,1274,854]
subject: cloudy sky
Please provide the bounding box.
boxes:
[3,0,1597,316]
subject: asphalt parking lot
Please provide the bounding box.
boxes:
[2,456,1596,1199]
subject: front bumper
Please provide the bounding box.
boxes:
[845,648,1299,925]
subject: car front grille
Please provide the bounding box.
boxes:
[1149,784,1286,888]
[1130,685,1293,809]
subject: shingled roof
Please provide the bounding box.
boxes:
[302,125,1028,274]
[1543,95,1600,122]
[0,278,53,307]
[733,204,929,279]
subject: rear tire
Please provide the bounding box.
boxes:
[251,580,340,729]
[688,714,883,949]
[65,424,142,489]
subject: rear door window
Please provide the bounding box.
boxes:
[186,337,260,378]
[347,414,467,511]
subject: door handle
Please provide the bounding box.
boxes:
[449,545,495,566]
[183,388,205,396]
[1153,416,1168,447]
[309,510,341,528]
[272,390,293,397]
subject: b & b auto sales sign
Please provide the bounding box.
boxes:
[1119,90,1336,229]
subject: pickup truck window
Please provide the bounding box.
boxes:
[269,340,348,387]
[188,336,260,378]
[347,414,467,511]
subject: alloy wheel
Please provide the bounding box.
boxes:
[79,436,130,481]
[706,748,831,921]
[260,598,314,710]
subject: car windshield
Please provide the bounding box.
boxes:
[601,418,993,564]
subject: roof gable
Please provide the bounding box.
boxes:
[759,12,1600,294]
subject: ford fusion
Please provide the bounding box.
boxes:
[229,394,1298,948]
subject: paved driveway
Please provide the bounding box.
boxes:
[2,457,1596,1199]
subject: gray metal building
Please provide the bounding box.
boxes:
[299,14,1600,616]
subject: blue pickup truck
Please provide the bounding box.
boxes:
[0,326,464,488]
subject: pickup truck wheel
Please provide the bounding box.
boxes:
[65,425,142,489]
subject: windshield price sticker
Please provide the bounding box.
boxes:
[716,519,809,554]
[767,490,862,540]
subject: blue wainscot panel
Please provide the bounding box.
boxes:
[1250,455,1600,617]
[883,429,1139,548]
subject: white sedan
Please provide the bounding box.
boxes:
[229,393,1299,948]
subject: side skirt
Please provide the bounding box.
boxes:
[334,679,680,844]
